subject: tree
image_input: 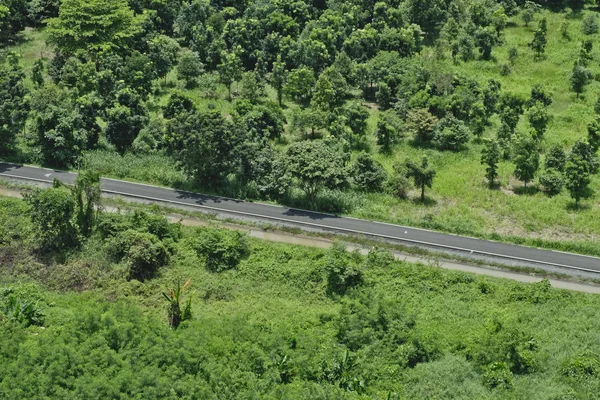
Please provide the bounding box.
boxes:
[0,54,29,154]
[483,79,502,117]
[579,40,593,66]
[24,187,79,250]
[560,20,570,40]
[72,170,101,237]
[285,67,315,108]
[521,1,540,27]
[582,14,599,35]
[177,50,204,89]
[513,135,540,187]
[539,169,564,196]
[545,145,566,172]
[405,156,436,202]
[481,139,501,188]
[107,229,170,280]
[527,103,549,141]
[218,50,242,101]
[528,84,553,108]
[570,63,592,97]
[433,116,471,151]
[529,28,546,59]
[291,107,326,140]
[376,82,392,110]
[31,58,45,87]
[163,279,194,329]
[565,155,592,206]
[46,0,142,56]
[285,140,348,204]
[475,28,497,60]
[148,34,180,82]
[240,71,265,104]
[508,47,518,65]
[167,111,241,188]
[375,118,397,153]
[407,108,438,144]
[350,152,387,192]
[163,92,196,119]
[105,89,149,153]
[492,6,508,37]
[29,85,87,167]
[311,74,336,112]
[270,55,287,107]
[570,140,599,174]
[587,117,600,153]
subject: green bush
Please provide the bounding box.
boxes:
[433,116,471,151]
[483,362,513,389]
[1,292,44,327]
[107,229,170,280]
[189,228,248,272]
[561,353,600,379]
[539,169,564,196]
[582,15,599,35]
[323,243,363,295]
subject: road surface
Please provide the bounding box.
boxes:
[1,162,599,273]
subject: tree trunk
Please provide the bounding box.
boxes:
[421,185,425,202]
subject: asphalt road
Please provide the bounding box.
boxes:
[1,162,599,273]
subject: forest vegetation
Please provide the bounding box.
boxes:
[0,0,599,253]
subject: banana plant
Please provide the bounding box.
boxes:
[162,279,194,329]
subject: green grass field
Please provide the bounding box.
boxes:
[5,9,600,254]
[2,195,600,398]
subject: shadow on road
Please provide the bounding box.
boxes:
[174,190,245,206]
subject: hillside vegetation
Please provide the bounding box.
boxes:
[2,186,600,399]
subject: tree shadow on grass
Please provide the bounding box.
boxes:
[513,185,540,196]
[566,201,592,212]
[411,196,438,207]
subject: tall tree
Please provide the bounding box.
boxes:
[270,55,287,107]
[513,135,540,187]
[105,89,149,153]
[47,0,142,56]
[218,50,243,101]
[285,140,348,204]
[0,54,29,154]
[405,156,436,202]
[564,155,592,206]
[285,67,316,108]
[148,34,180,82]
[481,139,501,188]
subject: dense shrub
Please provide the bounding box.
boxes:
[1,291,44,327]
[582,15,599,35]
[433,116,471,151]
[483,362,513,389]
[561,353,600,379]
[350,152,388,192]
[322,243,363,295]
[539,168,564,196]
[107,229,170,280]
[189,228,248,272]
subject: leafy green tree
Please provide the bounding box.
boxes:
[470,102,487,138]
[560,20,570,40]
[24,187,79,250]
[239,102,286,141]
[588,118,600,153]
[162,279,194,329]
[123,51,156,99]
[481,139,501,188]
[177,50,204,89]
[148,34,180,82]
[582,14,599,35]
[31,58,45,87]
[570,63,592,97]
[565,155,592,206]
[579,40,593,66]
[291,107,326,140]
[166,111,241,188]
[483,79,502,117]
[521,1,539,27]
[513,135,540,187]
[539,169,564,196]
[545,145,566,172]
[529,28,547,59]
[286,140,348,204]
[527,103,549,141]
[350,152,388,192]
[570,140,599,174]
[375,118,397,153]
[433,116,471,151]
[311,74,336,112]
[218,50,243,101]
[240,71,265,104]
[508,47,518,65]
[475,28,497,60]
[492,6,508,37]
[105,89,149,153]
[72,170,101,237]
[285,67,315,108]
[405,156,436,202]
[270,55,287,107]
[0,54,29,154]
[29,85,87,167]
[163,92,196,119]
[376,81,392,110]
[46,0,142,55]
[407,108,438,144]
[190,228,248,272]
[528,84,553,108]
